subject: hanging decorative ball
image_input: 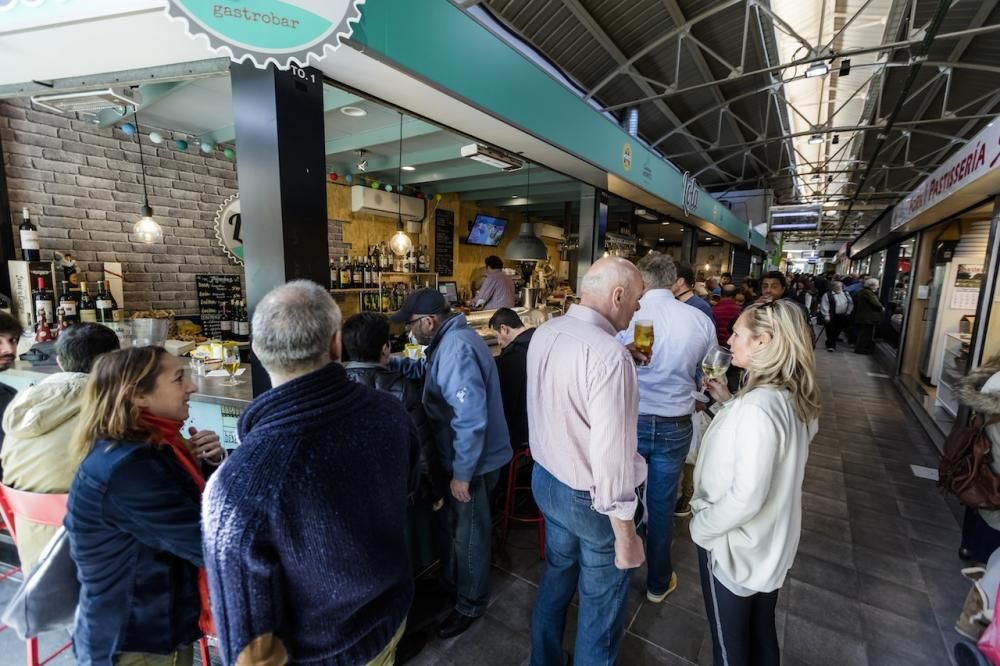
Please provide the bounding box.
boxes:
[328,172,338,182]
[435,193,443,202]
[200,142,215,154]
[120,123,136,137]
[345,173,353,184]
[175,139,189,151]
[223,147,236,160]
[371,181,380,189]
[148,131,164,144]
[385,184,393,192]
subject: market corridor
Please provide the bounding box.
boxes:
[0,351,969,666]
[409,348,968,666]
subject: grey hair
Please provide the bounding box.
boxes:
[251,280,342,373]
[636,251,678,290]
[864,278,879,290]
[580,257,640,298]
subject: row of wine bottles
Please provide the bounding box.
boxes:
[34,278,118,327]
[330,245,431,290]
[219,300,251,342]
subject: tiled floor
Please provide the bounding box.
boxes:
[410,348,970,665]
[0,349,971,665]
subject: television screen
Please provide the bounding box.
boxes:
[466,214,507,246]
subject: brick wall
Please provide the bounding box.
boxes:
[0,98,244,315]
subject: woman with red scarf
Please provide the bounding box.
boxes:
[65,346,223,665]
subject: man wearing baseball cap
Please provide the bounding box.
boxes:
[390,289,512,639]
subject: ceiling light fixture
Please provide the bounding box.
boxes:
[356,149,368,172]
[132,109,162,244]
[505,161,548,262]
[461,143,523,171]
[806,62,829,78]
[808,134,824,145]
[341,106,367,117]
[401,165,415,172]
[389,113,413,257]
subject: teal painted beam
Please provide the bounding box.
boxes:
[351,0,764,249]
[423,168,571,193]
[360,146,472,175]
[323,88,364,112]
[96,80,192,127]
[460,182,581,201]
[325,119,443,154]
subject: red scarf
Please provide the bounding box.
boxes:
[141,411,216,637]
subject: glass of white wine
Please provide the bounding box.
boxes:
[220,342,242,387]
[701,347,733,386]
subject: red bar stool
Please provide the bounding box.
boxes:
[500,448,545,560]
[0,486,73,666]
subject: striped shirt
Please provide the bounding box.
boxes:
[526,305,647,520]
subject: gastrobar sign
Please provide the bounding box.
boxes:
[892,119,1000,231]
[165,0,364,69]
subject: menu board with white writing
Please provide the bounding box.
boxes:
[195,274,243,338]
[435,208,455,277]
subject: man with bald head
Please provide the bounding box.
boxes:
[526,257,648,665]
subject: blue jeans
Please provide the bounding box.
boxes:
[442,469,500,618]
[530,464,631,666]
[637,414,693,596]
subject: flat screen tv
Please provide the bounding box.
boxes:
[466,214,507,246]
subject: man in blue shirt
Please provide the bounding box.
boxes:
[672,260,715,323]
[392,289,512,639]
[619,252,716,603]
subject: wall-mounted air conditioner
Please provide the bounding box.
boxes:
[351,186,425,221]
[533,223,565,241]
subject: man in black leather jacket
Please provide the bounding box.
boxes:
[341,312,448,506]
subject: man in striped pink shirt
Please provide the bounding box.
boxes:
[526,257,648,666]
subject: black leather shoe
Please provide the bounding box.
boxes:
[436,610,478,639]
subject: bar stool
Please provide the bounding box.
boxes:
[500,448,545,560]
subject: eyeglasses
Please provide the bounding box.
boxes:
[405,315,432,329]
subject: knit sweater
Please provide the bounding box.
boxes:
[203,362,419,665]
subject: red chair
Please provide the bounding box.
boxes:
[499,448,545,560]
[0,486,72,666]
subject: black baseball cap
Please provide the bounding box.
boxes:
[389,288,450,323]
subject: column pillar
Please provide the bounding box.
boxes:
[681,226,698,265]
[230,62,328,395]
[574,185,608,290]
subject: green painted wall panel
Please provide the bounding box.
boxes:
[352,0,764,249]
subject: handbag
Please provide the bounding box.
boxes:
[939,415,1000,509]
[1,526,80,638]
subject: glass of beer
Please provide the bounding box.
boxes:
[701,347,733,384]
[220,342,242,386]
[634,320,654,366]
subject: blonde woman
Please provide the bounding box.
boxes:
[693,299,821,666]
[65,347,223,665]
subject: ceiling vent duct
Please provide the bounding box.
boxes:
[626,107,639,138]
[31,87,140,114]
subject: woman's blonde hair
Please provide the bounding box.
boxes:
[737,300,821,423]
[70,346,169,464]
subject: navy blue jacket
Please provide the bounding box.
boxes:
[203,362,418,665]
[66,440,203,665]
[394,314,512,482]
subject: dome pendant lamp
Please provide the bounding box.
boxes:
[505,160,547,262]
[390,112,413,257]
[132,109,162,244]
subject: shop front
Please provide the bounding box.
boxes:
[851,114,1000,445]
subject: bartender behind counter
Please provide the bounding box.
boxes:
[473,256,516,310]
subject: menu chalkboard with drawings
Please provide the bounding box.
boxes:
[435,208,455,276]
[195,274,243,338]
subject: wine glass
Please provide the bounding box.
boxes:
[700,347,733,387]
[220,342,242,386]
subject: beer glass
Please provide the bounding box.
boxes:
[221,342,242,387]
[634,320,654,366]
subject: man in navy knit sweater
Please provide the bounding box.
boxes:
[203,281,420,665]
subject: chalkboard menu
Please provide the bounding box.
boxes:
[434,208,455,276]
[195,274,243,338]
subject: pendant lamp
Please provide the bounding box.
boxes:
[390,112,413,257]
[505,161,547,262]
[132,109,162,244]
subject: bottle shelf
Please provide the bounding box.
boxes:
[382,272,437,277]
[329,288,379,293]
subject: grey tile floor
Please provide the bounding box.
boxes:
[0,349,969,665]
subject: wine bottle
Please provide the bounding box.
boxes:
[34,310,53,343]
[352,257,363,288]
[19,208,40,262]
[330,257,340,290]
[104,280,120,322]
[95,281,114,323]
[78,282,98,323]
[237,299,250,340]
[220,301,233,341]
[338,257,350,289]
[33,276,54,325]
[58,281,79,324]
